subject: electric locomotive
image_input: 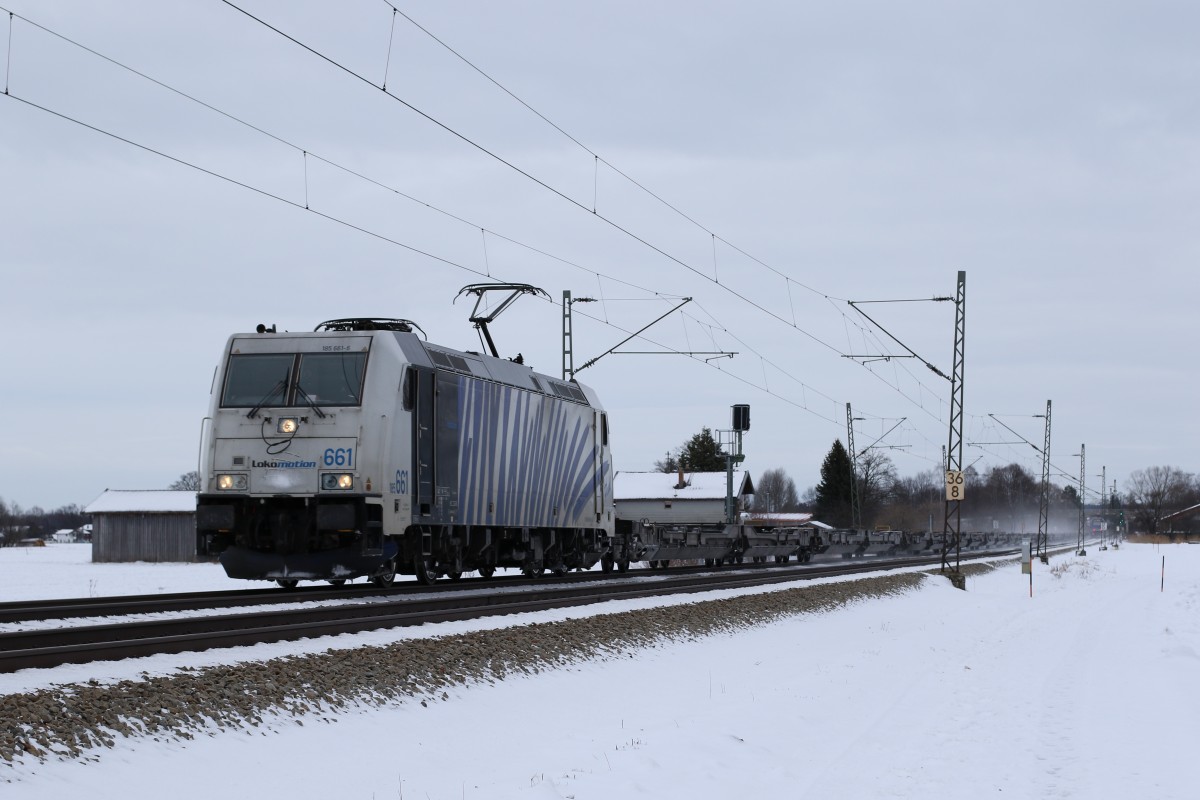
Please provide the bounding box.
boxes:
[197,317,614,587]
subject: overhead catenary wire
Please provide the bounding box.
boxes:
[376,0,845,305]
[91,1,953,436]
[3,5,970,462]
[217,0,904,370]
[1,59,858,433]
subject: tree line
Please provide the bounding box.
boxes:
[0,497,90,545]
[0,472,198,546]
[655,427,1199,536]
[4,439,1197,543]
[809,441,1200,536]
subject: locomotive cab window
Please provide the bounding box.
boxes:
[221,354,292,407]
[221,352,367,408]
[295,352,366,406]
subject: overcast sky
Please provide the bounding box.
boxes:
[2,1,1197,512]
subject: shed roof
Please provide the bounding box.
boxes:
[85,490,197,514]
[744,512,815,526]
[614,471,753,501]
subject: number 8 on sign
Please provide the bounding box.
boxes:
[945,470,965,501]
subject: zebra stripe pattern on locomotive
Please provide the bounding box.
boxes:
[454,375,609,529]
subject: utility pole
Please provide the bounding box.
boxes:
[562,290,573,380]
[1036,400,1051,563]
[846,403,862,532]
[941,271,966,579]
[1097,465,1106,548]
[562,290,596,380]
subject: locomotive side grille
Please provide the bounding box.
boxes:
[547,381,588,404]
[428,348,471,373]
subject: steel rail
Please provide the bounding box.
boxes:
[0,551,1021,673]
[0,549,982,624]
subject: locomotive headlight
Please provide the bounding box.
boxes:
[216,473,248,492]
[277,417,299,435]
[322,473,354,491]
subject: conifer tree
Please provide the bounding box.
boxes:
[814,439,854,528]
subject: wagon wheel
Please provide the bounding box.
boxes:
[521,560,545,578]
[446,570,463,581]
[413,556,437,585]
[276,579,299,590]
[328,579,348,587]
[477,564,496,579]
[372,558,398,588]
[600,552,615,573]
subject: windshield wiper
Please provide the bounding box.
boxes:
[295,384,327,418]
[245,378,288,419]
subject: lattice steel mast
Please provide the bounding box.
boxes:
[941,271,966,574]
[846,403,862,531]
[1076,444,1087,556]
[1036,400,1052,563]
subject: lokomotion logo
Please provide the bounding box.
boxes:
[252,459,317,469]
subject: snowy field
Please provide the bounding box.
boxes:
[2,542,1197,798]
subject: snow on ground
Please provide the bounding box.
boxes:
[3,542,1198,798]
[0,542,400,599]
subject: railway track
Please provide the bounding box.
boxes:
[0,551,1020,674]
[0,546,1032,625]
[0,562,804,624]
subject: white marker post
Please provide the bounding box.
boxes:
[1022,539,1032,597]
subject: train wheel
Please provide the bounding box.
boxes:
[522,560,544,578]
[600,552,614,573]
[328,579,347,587]
[446,570,463,581]
[372,559,398,588]
[413,556,437,585]
[477,565,496,579]
[617,557,630,573]
[276,579,298,590]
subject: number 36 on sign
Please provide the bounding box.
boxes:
[945,470,965,501]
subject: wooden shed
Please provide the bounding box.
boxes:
[84,490,198,563]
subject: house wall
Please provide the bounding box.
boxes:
[616,498,730,525]
[92,513,198,563]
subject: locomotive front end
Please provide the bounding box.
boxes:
[197,329,394,585]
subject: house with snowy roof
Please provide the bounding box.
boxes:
[614,470,754,525]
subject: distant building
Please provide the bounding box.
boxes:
[51,529,77,544]
[84,490,198,563]
[614,470,754,525]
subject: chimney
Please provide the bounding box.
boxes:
[675,466,686,491]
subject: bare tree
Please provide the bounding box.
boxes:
[885,469,941,531]
[169,471,201,491]
[983,463,1040,532]
[857,449,897,528]
[1126,466,1195,538]
[755,468,800,512]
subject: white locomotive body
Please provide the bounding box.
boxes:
[197,319,614,586]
